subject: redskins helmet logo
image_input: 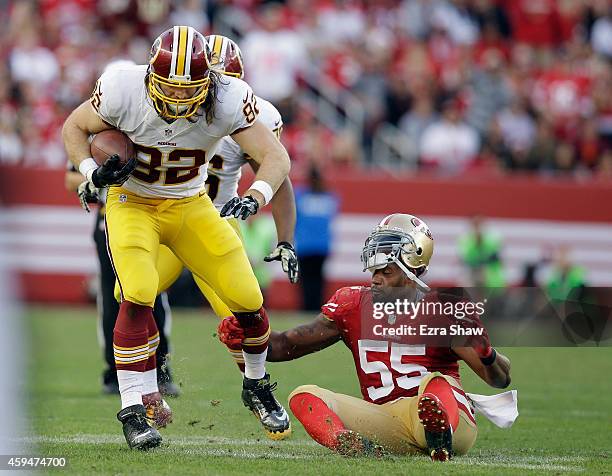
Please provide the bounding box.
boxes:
[150,38,162,63]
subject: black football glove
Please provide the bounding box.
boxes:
[77,180,100,213]
[264,242,300,283]
[91,154,137,188]
[220,196,259,220]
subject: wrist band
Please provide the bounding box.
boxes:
[78,158,98,182]
[480,348,497,366]
[248,180,274,206]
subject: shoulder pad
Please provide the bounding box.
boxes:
[321,286,365,320]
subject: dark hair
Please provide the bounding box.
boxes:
[202,69,228,125]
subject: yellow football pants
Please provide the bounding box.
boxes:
[288,373,477,455]
[113,216,240,318]
[105,187,262,312]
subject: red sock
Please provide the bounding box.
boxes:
[289,392,346,449]
[423,377,460,431]
[145,311,159,372]
[234,307,270,354]
[113,301,151,372]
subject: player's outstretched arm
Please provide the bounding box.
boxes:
[62,100,112,170]
[267,314,342,362]
[232,121,291,208]
[249,160,297,247]
[453,346,512,389]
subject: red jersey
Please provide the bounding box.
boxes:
[321,286,464,405]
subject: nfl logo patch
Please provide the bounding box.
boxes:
[164,128,172,137]
[119,194,127,203]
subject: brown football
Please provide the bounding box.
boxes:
[90,129,134,166]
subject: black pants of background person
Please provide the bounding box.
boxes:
[94,207,179,396]
[298,254,328,311]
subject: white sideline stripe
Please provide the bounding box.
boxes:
[16,434,318,448]
[15,435,585,470]
[450,460,583,472]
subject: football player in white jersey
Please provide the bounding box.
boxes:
[62,26,291,449]
[146,36,299,380]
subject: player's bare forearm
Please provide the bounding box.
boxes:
[62,100,111,168]
[247,151,290,206]
[65,171,84,192]
[269,178,296,243]
[484,350,511,388]
[453,346,511,389]
[247,161,296,243]
[267,315,341,362]
[232,122,290,206]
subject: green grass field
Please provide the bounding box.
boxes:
[25,306,612,475]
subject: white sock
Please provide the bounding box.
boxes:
[117,370,144,409]
[142,369,159,395]
[243,349,267,380]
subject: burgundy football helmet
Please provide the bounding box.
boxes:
[148,26,212,119]
[206,34,244,79]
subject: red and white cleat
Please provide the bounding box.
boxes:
[143,391,173,429]
[417,393,453,462]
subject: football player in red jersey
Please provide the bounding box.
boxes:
[219,213,513,461]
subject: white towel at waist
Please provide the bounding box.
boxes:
[465,390,518,428]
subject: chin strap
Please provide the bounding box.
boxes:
[394,259,430,292]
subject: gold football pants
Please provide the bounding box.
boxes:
[105,187,262,312]
[288,373,477,455]
[113,215,240,318]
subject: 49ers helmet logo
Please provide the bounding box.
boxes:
[411,216,433,239]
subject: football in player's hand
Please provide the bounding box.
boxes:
[90,129,135,166]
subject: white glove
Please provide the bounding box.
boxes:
[264,242,300,283]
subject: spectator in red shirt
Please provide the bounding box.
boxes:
[503,0,562,47]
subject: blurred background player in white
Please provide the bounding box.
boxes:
[62,26,291,450]
[145,35,300,382]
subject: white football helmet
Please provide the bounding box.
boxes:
[361,213,434,291]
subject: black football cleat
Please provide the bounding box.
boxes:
[242,374,291,440]
[417,393,453,462]
[117,404,163,450]
[335,430,387,458]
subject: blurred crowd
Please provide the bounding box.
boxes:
[1,0,611,177]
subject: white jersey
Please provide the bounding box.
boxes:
[206,97,282,211]
[92,64,259,198]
